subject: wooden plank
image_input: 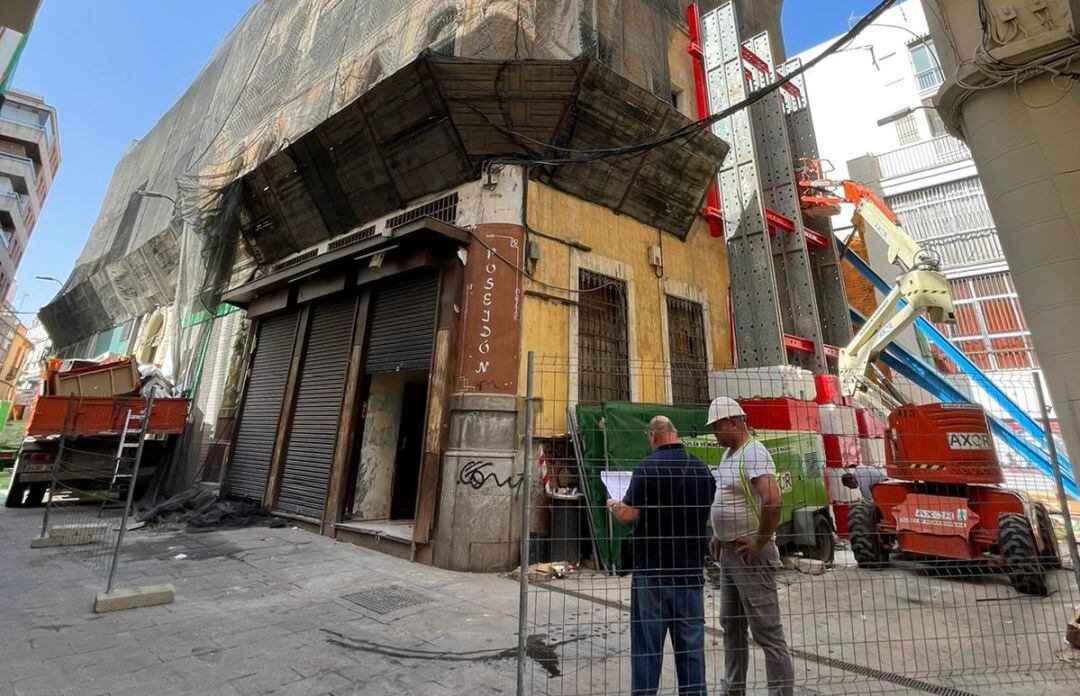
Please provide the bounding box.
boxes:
[262,305,310,508]
[322,291,372,533]
[412,331,451,546]
[413,260,463,545]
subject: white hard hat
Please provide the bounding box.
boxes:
[706,396,746,425]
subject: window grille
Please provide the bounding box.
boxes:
[578,270,630,403]
[666,296,709,405]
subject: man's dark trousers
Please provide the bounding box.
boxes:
[630,574,707,695]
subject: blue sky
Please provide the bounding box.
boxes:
[9,0,881,319]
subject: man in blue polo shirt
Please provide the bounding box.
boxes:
[606,415,716,695]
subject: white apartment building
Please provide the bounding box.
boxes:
[794,0,1034,376]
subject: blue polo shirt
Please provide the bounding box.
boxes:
[623,443,716,586]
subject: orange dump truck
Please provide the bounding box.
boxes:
[4,358,190,508]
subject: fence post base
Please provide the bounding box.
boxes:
[93,583,175,613]
[30,524,107,548]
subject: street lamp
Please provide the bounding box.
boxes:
[36,275,63,288]
[876,104,939,127]
[133,189,177,206]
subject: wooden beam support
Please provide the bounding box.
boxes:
[412,258,464,545]
[322,290,372,533]
[262,306,310,509]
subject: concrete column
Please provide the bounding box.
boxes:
[433,393,523,571]
[922,0,1080,482]
[433,173,528,571]
[951,78,1080,482]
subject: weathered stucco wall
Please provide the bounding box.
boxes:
[521,181,733,427]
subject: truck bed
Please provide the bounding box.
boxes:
[25,396,190,438]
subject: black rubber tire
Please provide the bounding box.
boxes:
[849,500,889,569]
[1033,503,1062,570]
[806,514,835,567]
[4,476,27,508]
[998,512,1048,596]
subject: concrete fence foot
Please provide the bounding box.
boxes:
[93,583,175,613]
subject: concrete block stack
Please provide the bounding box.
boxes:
[710,366,820,434]
[814,376,862,535]
[709,366,817,402]
[857,408,888,469]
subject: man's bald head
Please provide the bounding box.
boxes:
[647,415,678,450]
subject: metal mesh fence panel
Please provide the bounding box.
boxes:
[518,355,1080,695]
[26,397,174,602]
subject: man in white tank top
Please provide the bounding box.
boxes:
[706,397,794,696]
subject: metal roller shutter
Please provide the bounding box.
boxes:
[275,294,356,518]
[227,311,297,500]
[366,271,439,373]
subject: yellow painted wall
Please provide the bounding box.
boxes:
[521,181,732,432]
[0,326,31,401]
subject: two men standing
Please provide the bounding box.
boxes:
[608,399,794,695]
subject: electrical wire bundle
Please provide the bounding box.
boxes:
[953,0,1080,109]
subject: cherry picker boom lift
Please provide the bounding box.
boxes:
[801,170,1060,595]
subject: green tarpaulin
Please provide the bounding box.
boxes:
[572,403,829,570]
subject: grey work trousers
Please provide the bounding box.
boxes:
[717,543,795,696]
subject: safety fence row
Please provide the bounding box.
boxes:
[514,354,1080,695]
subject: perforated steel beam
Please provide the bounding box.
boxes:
[700,2,845,373]
[701,2,786,368]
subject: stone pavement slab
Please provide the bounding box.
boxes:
[0,507,524,696]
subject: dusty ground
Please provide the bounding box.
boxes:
[2,505,1078,695]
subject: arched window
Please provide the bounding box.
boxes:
[139,313,165,365]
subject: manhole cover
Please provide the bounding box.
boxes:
[341,585,433,615]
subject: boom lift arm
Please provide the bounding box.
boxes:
[802,177,957,407]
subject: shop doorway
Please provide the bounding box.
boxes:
[390,381,429,520]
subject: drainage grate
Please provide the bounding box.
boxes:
[341,585,433,615]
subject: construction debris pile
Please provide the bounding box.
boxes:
[136,487,281,531]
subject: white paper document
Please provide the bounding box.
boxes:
[600,471,634,503]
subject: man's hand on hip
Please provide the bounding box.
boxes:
[708,536,722,560]
[735,535,768,560]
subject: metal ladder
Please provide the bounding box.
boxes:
[99,406,150,516]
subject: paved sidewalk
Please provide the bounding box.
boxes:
[3,505,1078,696]
[0,507,525,696]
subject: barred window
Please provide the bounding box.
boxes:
[578,270,629,403]
[666,296,709,405]
[894,113,919,146]
[886,178,1001,270]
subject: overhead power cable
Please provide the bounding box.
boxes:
[487,0,901,168]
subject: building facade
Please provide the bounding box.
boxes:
[40,0,738,571]
[794,0,1034,375]
[0,302,29,401]
[0,88,58,299]
[12,316,48,404]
